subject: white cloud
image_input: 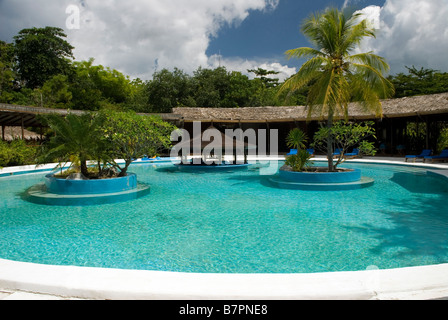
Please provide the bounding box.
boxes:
[0,0,283,80]
[208,55,296,82]
[357,0,448,74]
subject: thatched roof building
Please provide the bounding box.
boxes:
[1,93,448,152]
[0,126,41,141]
[173,92,448,123]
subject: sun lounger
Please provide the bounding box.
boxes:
[333,148,342,158]
[307,149,315,156]
[287,149,298,156]
[424,149,448,163]
[344,148,359,159]
[405,149,432,162]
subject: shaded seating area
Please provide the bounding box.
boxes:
[405,149,432,162]
[424,149,448,163]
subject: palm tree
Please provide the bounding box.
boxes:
[280,8,394,171]
[37,113,104,177]
[286,128,308,151]
[286,128,312,172]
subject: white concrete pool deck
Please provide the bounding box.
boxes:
[1,156,448,300]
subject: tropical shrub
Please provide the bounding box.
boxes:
[312,121,376,169]
[38,110,177,178]
[98,110,177,177]
[285,128,312,172]
[0,140,38,168]
[37,113,104,177]
[285,149,313,172]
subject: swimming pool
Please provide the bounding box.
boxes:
[1,161,448,274]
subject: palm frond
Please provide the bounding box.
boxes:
[278,56,325,95]
[285,47,326,60]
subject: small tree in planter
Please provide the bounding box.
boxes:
[38,111,176,179]
[37,113,105,178]
[312,121,377,170]
[285,128,313,172]
[99,110,176,177]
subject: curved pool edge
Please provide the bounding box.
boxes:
[1,157,448,300]
[1,259,448,300]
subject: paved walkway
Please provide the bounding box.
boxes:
[0,289,84,300]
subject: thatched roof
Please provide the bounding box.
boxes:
[2,92,448,128]
[173,92,448,123]
[1,126,41,141]
[0,103,181,127]
[173,126,258,152]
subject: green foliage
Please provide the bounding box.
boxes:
[123,78,150,112]
[34,74,73,108]
[37,111,176,178]
[68,59,132,110]
[388,66,448,98]
[13,27,74,89]
[193,67,233,108]
[147,68,194,113]
[285,128,311,172]
[286,128,308,150]
[358,140,377,157]
[285,150,313,172]
[37,113,104,176]
[437,128,448,154]
[97,110,177,176]
[248,68,280,88]
[0,41,15,101]
[312,121,376,169]
[145,66,285,112]
[0,140,37,168]
[0,141,10,167]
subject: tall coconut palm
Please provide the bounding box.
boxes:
[280,8,394,171]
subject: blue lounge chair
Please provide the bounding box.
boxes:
[424,149,448,163]
[333,148,342,157]
[405,149,432,162]
[287,149,298,156]
[307,149,315,156]
[344,148,359,159]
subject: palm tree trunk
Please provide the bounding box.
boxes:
[80,160,89,177]
[327,110,335,172]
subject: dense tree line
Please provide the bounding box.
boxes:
[388,66,448,98]
[1,27,447,114]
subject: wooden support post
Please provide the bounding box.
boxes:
[266,121,270,154]
[21,116,25,140]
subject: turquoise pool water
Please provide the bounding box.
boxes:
[1,162,448,273]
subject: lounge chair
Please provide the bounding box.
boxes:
[344,148,359,159]
[424,149,448,163]
[405,149,432,162]
[333,148,343,157]
[287,149,298,156]
[307,149,315,156]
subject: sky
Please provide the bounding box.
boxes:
[0,0,447,82]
